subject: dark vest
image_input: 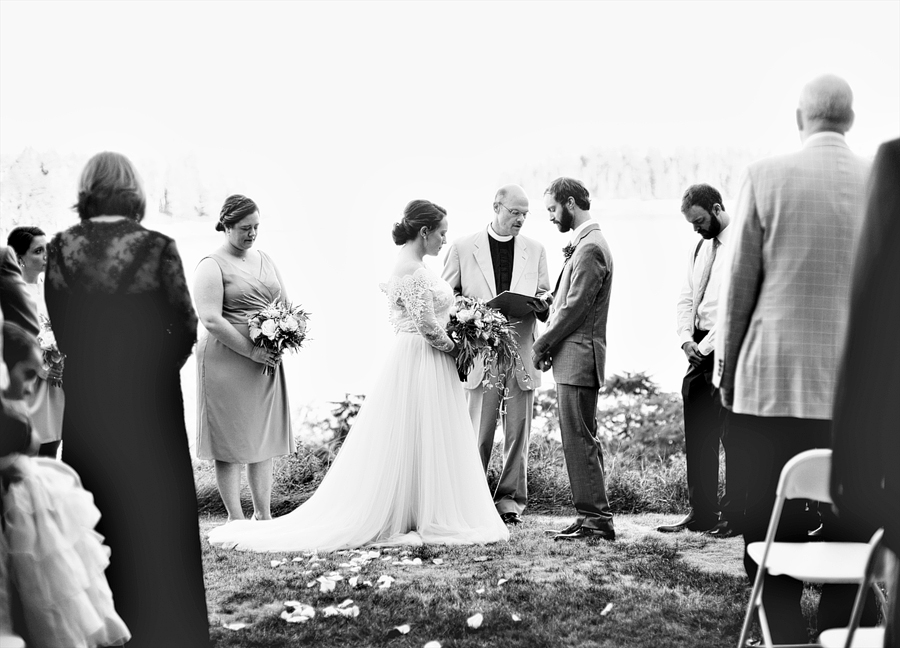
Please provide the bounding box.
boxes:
[488,234,515,294]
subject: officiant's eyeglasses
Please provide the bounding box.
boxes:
[498,204,528,219]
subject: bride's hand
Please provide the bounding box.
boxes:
[447,342,461,359]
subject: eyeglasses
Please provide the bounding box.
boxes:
[498,203,528,219]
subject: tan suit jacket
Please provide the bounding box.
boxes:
[716,133,870,418]
[442,228,551,390]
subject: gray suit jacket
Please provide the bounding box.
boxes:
[715,133,870,418]
[533,223,613,388]
[442,228,551,390]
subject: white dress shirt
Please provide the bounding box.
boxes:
[569,219,595,246]
[675,216,731,357]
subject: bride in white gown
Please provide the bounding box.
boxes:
[208,200,509,552]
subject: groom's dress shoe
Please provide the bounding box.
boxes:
[705,519,740,539]
[500,512,523,526]
[545,520,581,536]
[656,512,716,533]
[554,526,616,542]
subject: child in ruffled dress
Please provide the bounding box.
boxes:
[0,321,130,648]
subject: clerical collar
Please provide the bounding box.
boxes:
[487,225,514,242]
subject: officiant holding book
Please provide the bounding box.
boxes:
[442,184,552,525]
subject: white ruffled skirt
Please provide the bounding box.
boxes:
[208,332,509,552]
[2,457,130,647]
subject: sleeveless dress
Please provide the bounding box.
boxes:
[195,250,294,463]
[208,267,509,552]
[25,280,65,447]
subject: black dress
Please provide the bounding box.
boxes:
[45,218,210,647]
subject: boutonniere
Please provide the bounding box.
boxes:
[562,243,576,261]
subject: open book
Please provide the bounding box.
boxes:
[486,291,540,319]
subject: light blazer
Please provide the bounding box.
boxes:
[533,223,613,388]
[715,133,870,419]
[442,228,551,390]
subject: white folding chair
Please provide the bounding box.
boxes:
[818,528,889,648]
[737,449,887,648]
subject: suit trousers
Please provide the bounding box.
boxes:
[728,413,878,643]
[556,383,612,529]
[467,374,533,516]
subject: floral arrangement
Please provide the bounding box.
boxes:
[446,296,526,391]
[37,315,65,388]
[248,300,311,376]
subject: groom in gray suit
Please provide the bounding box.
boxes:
[533,178,615,541]
[443,184,552,525]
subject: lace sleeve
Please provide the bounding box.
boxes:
[44,233,73,353]
[397,275,454,352]
[158,239,198,369]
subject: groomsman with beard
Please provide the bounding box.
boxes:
[442,184,552,526]
[657,184,741,538]
[533,178,616,541]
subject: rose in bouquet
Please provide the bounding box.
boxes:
[37,314,65,388]
[446,296,527,391]
[248,300,310,376]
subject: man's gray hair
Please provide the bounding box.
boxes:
[799,74,854,126]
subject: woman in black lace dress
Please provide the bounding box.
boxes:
[45,152,210,647]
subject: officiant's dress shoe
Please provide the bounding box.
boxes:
[500,512,523,526]
[656,512,716,533]
[554,526,616,542]
[705,519,740,539]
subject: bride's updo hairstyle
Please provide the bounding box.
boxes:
[74,151,146,221]
[391,199,447,245]
[217,194,259,231]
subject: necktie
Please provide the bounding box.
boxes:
[693,238,719,329]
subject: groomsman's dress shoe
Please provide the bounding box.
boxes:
[500,512,523,526]
[554,526,616,542]
[656,513,716,533]
[705,519,740,538]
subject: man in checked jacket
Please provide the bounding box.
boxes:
[715,74,877,642]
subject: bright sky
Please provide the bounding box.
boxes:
[2,0,898,168]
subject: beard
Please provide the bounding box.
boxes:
[556,204,576,233]
[699,213,722,239]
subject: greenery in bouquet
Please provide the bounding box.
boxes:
[248,300,310,376]
[37,314,65,388]
[446,296,525,391]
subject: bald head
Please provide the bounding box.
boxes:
[492,184,529,236]
[494,184,527,206]
[797,74,855,136]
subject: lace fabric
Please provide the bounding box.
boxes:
[382,267,455,352]
[45,218,198,368]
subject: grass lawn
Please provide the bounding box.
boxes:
[202,512,750,648]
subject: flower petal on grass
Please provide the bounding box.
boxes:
[348,576,359,588]
[338,599,354,609]
[377,575,395,589]
[424,642,442,648]
[270,559,285,568]
[600,603,613,616]
[472,556,488,562]
[317,578,336,593]
[432,558,444,565]
[475,588,485,594]
[511,614,522,622]
[466,613,484,629]
[386,624,411,638]
[280,603,315,624]
[497,578,508,586]
[223,622,249,630]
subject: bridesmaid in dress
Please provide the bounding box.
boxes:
[194,194,294,522]
[45,151,210,647]
[6,226,65,458]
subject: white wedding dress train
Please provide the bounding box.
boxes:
[208,267,509,552]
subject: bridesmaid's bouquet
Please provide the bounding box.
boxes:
[37,315,65,388]
[446,296,524,390]
[248,300,311,376]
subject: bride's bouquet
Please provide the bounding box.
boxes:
[37,315,65,388]
[248,300,311,376]
[446,296,525,390]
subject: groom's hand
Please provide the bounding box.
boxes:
[527,294,550,314]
